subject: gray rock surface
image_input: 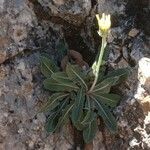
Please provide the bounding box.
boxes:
[0,0,73,149]
[38,0,91,26]
[0,0,150,150]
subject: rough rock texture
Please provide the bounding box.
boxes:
[38,0,91,26]
[0,0,150,150]
[0,0,73,149]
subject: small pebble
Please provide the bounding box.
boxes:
[128,28,139,37]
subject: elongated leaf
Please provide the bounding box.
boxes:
[104,68,130,83]
[45,100,68,132]
[40,56,59,77]
[45,112,59,133]
[85,95,96,110]
[91,96,117,132]
[81,96,95,126]
[40,93,69,112]
[81,110,95,126]
[92,93,120,107]
[84,95,91,110]
[66,64,88,89]
[43,78,78,92]
[83,119,97,143]
[98,66,106,82]
[51,72,72,83]
[71,88,85,129]
[92,77,119,93]
[55,102,74,130]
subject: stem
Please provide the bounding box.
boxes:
[89,36,107,92]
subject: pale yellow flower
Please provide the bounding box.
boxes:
[96,13,111,35]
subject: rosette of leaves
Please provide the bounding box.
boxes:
[40,56,130,143]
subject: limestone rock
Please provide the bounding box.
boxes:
[140,96,150,114]
[0,0,150,149]
[0,51,6,64]
[97,0,126,15]
[136,57,150,114]
[130,35,145,64]
[0,0,64,64]
[138,57,150,83]
[0,0,73,149]
[38,0,92,26]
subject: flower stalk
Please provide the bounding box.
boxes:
[89,13,111,92]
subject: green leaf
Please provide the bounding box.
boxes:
[45,112,59,133]
[92,93,120,107]
[40,56,59,77]
[84,95,96,110]
[71,88,85,129]
[81,110,95,126]
[40,93,69,112]
[91,96,117,133]
[104,68,131,83]
[84,95,91,110]
[92,77,119,94]
[45,100,68,132]
[66,64,88,89]
[81,96,95,126]
[97,66,106,82]
[55,102,74,130]
[51,72,72,83]
[43,78,78,92]
[83,119,97,143]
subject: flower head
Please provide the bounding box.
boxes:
[96,13,111,36]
